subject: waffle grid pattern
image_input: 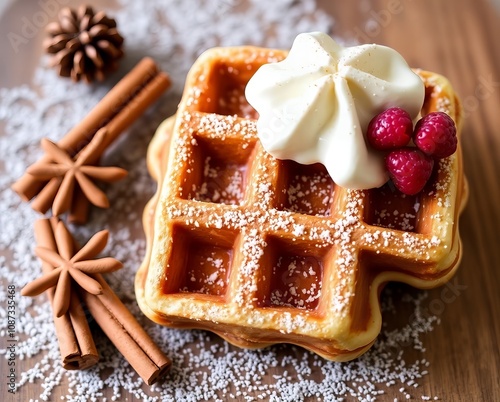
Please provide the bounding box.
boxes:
[137,47,465,360]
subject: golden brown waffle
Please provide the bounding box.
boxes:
[135,47,468,361]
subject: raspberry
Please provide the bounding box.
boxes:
[367,107,413,150]
[413,112,457,159]
[385,148,434,195]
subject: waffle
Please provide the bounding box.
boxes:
[135,46,468,361]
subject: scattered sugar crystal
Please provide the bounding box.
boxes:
[292,224,305,236]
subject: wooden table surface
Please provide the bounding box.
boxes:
[1,0,499,401]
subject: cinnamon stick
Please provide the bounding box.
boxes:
[79,275,171,385]
[67,70,170,223]
[12,57,171,205]
[33,218,99,370]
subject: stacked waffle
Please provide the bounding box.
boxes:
[136,46,467,361]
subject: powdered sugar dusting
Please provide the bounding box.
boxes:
[282,164,335,217]
[0,0,448,400]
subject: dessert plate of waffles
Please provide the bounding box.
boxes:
[136,36,468,361]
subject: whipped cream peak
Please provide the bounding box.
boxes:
[245,32,425,189]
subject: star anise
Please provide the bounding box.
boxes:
[26,128,127,217]
[21,220,123,317]
[44,5,124,83]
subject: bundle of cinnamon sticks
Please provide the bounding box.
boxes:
[32,218,171,385]
[12,57,171,224]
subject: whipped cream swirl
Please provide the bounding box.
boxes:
[245,32,425,189]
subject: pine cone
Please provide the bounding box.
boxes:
[44,5,124,83]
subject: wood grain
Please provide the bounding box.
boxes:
[1,0,499,401]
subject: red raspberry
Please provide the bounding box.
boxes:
[385,148,434,195]
[367,107,413,150]
[413,112,457,159]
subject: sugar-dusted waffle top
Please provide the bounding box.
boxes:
[136,46,467,360]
